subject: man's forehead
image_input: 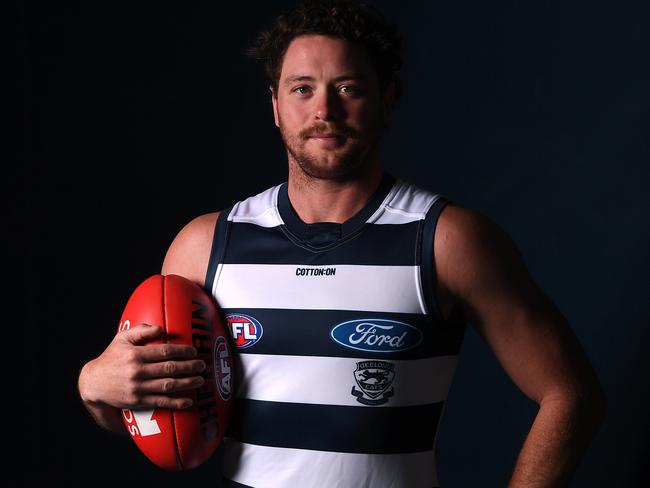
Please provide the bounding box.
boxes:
[280,35,374,82]
[283,73,369,87]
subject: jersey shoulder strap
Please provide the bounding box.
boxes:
[204,205,234,291]
[419,194,452,322]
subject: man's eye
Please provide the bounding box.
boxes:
[292,85,360,95]
[340,85,358,94]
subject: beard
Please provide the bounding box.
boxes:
[278,114,382,181]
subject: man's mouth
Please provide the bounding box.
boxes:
[311,133,343,138]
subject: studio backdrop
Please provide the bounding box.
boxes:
[15,0,649,486]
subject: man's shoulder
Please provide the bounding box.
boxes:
[436,204,499,245]
[160,212,220,287]
[436,203,514,267]
[159,181,285,286]
[175,211,221,242]
[435,203,528,308]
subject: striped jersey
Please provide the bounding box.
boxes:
[204,171,466,488]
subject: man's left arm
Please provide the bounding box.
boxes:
[435,205,608,487]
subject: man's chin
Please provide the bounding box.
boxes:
[288,139,377,181]
[295,158,367,181]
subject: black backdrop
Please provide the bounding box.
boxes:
[13,0,649,486]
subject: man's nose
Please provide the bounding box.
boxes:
[314,86,345,121]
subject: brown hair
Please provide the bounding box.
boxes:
[243,0,402,102]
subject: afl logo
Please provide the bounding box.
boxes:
[226,313,263,349]
[330,318,423,353]
[214,336,232,401]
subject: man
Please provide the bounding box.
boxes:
[78,1,607,486]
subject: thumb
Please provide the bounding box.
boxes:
[120,323,164,345]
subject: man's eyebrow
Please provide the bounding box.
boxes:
[283,74,367,86]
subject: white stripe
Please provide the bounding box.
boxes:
[375,205,427,224]
[365,179,402,224]
[215,264,425,314]
[222,439,439,488]
[228,184,284,228]
[211,262,224,299]
[235,353,458,407]
[413,262,430,316]
[368,180,441,225]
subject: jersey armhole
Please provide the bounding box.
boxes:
[204,206,233,291]
[419,196,451,322]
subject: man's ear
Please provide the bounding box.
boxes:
[270,85,280,128]
[381,81,397,128]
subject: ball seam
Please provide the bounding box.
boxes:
[165,275,184,471]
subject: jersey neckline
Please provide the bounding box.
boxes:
[277,171,396,247]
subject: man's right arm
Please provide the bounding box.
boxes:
[77,212,220,434]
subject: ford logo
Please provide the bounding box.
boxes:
[330,319,423,353]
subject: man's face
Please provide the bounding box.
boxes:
[272,35,393,181]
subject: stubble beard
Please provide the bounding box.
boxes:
[278,116,382,182]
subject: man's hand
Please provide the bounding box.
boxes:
[78,323,206,432]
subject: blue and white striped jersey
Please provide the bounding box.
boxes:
[205,171,466,488]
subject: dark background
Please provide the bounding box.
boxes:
[13,0,649,486]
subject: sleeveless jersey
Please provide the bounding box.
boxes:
[204,171,466,488]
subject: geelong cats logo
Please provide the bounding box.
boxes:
[351,361,395,405]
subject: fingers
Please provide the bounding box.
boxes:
[120,368,206,410]
[135,395,195,410]
[120,323,164,345]
[139,359,206,379]
[119,324,199,361]
[138,375,205,396]
[111,323,208,411]
[131,360,206,407]
[127,367,206,410]
[138,343,199,362]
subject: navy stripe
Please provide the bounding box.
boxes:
[420,197,450,322]
[227,399,443,454]
[220,308,464,359]
[221,478,438,488]
[221,479,253,488]
[222,221,420,265]
[205,206,233,290]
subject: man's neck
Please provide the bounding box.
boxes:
[287,163,383,224]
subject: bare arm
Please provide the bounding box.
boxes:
[77,212,220,434]
[435,205,607,487]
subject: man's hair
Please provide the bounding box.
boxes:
[244,0,402,102]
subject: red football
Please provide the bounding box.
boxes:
[116,274,235,471]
